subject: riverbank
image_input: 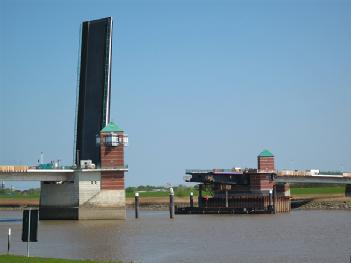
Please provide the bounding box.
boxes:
[292,196,351,210]
[0,255,123,263]
[126,195,351,211]
[0,195,350,211]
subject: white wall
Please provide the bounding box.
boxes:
[83,189,125,207]
[77,171,101,205]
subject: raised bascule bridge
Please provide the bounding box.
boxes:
[0,17,129,220]
[1,18,350,219]
[176,150,351,215]
[0,124,128,220]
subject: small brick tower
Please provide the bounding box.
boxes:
[98,122,128,190]
[258,149,275,171]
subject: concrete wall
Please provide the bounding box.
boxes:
[81,189,125,208]
[77,171,101,205]
[78,189,126,219]
[40,207,78,220]
[39,170,126,220]
[40,181,78,207]
[39,179,79,220]
[77,170,126,219]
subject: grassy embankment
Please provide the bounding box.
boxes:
[290,186,345,196]
[0,189,40,206]
[0,255,123,263]
[0,189,39,199]
[0,186,347,206]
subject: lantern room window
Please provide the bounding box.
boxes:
[105,134,119,146]
[96,135,101,146]
[123,135,129,146]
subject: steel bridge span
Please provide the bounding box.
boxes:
[275,175,351,185]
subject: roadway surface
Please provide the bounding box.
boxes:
[0,169,74,181]
[0,167,128,181]
[275,175,351,184]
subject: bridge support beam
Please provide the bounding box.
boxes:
[345,184,351,197]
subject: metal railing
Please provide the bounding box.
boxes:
[186,169,244,174]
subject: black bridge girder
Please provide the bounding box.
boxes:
[189,173,250,185]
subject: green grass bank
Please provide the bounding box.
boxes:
[0,255,123,263]
[290,186,345,195]
[0,189,40,199]
[0,185,347,201]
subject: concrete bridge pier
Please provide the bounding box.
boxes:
[39,121,128,220]
[39,179,79,220]
[345,184,351,197]
[39,170,126,220]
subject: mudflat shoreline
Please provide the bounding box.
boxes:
[292,199,351,210]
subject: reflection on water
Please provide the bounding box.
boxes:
[0,210,350,263]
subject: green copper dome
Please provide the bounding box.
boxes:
[100,121,123,132]
[258,149,274,157]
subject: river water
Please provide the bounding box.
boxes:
[0,210,350,263]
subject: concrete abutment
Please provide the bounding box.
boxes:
[39,170,126,220]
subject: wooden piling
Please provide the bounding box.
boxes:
[7,228,11,254]
[198,184,203,208]
[345,184,351,197]
[190,192,194,208]
[269,190,273,213]
[273,185,277,214]
[135,192,139,219]
[225,190,229,208]
[169,188,174,219]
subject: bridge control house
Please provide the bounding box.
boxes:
[177,150,291,214]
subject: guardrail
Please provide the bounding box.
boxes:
[186,169,243,174]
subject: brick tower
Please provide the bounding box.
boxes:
[98,122,128,189]
[257,149,275,171]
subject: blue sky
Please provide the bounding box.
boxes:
[1,0,350,188]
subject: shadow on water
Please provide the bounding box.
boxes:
[291,199,311,208]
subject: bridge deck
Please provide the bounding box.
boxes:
[275,175,351,184]
[0,167,128,181]
[0,170,74,181]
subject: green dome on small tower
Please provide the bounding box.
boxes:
[100,121,123,132]
[258,149,274,157]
